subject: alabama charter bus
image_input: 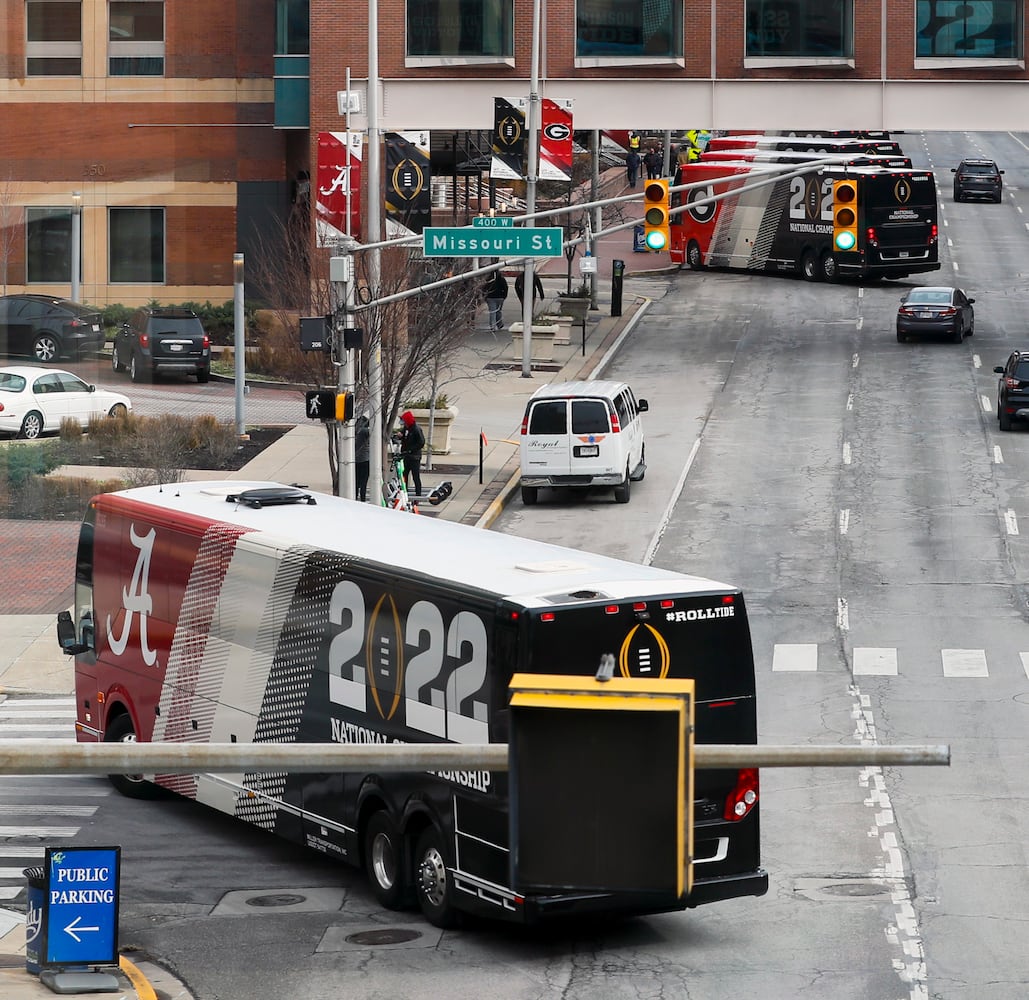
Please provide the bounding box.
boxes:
[670,159,940,282]
[57,481,768,928]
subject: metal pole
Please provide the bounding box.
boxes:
[366,0,384,501]
[232,253,246,439]
[521,0,542,378]
[589,131,600,310]
[331,254,357,498]
[0,741,951,776]
[70,192,81,303]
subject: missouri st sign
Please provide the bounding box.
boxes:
[423,226,564,257]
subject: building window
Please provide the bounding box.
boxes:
[109,208,164,283]
[745,0,853,58]
[109,0,165,76]
[576,0,683,60]
[26,1,82,76]
[916,0,1020,58]
[26,208,75,283]
[276,0,309,54]
[406,0,513,60]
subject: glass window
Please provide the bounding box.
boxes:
[109,207,165,283]
[571,400,611,435]
[407,0,513,58]
[916,1,1020,58]
[746,0,853,58]
[528,400,567,435]
[26,207,74,283]
[276,0,310,54]
[110,0,165,76]
[576,0,683,58]
[26,0,82,76]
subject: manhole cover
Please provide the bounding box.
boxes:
[246,893,308,907]
[346,928,423,946]
[821,882,888,898]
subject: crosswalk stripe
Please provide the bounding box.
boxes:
[3,805,97,817]
[942,648,989,677]
[0,827,78,838]
[853,647,898,676]
[771,644,818,671]
[0,708,76,718]
[0,847,45,858]
[770,644,1027,676]
[0,886,25,901]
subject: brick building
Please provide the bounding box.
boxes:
[0,0,1024,307]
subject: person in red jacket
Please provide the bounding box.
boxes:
[398,410,424,497]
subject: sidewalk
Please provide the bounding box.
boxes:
[0,260,663,999]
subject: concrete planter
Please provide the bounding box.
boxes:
[407,405,459,455]
[555,294,591,322]
[509,324,557,361]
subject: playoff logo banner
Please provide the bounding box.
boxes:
[491,98,525,181]
[316,132,363,246]
[539,99,573,182]
[385,132,432,237]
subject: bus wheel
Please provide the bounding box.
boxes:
[105,714,162,800]
[821,253,839,282]
[686,240,703,270]
[414,826,460,928]
[364,812,407,910]
[801,251,820,281]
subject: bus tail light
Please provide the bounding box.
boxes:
[865,227,878,248]
[928,223,939,245]
[724,768,759,821]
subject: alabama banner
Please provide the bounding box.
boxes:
[316,131,363,246]
[384,131,432,237]
[491,98,525,181]
[539,99,574,182]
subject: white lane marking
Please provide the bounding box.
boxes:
[643,435,701,567]
[1005,509,1019,535]
[853,648,898,676]
[953,261,960,271]
[847,393,854,411]
[1020,653,1029,679]
[852,353,860,368]
[981,394,993,412]
[856,316,863,331]
[994,445,1004,464]
[837,598,849,631]
[772,644,818,672]
[972,354,981,369]
[843,441,852,464]
[947,237,953,247]
[839,508,850,534]
[941,649,988,677]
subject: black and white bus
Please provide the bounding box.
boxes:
[59,481,768,928]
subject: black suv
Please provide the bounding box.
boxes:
[0,294,105,362]
[952,159,1004,202]
[994,352,1029,431]
[112,307,211,383]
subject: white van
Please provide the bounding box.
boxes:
[518,380,648,505]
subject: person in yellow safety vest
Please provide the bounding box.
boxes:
[628,131,641,152]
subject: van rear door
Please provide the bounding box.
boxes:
[570,397,618,479]
[521,398,571,479]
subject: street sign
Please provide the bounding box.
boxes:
[423,226,563,258]
[473,216,513,228]
[43,846,120,967]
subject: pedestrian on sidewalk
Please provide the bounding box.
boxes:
[625,149,641,188]
[484,267,508,332]
[399,410,424,497]
[644,147,662,180]
[514,270,545,316]
[355,413,370,501]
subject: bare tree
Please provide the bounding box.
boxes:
[0,171,23,295]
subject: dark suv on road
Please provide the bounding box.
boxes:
[994,352,1029,431]
[112,306,211,383]
[952,159,1004,202]
[0,294,105,362]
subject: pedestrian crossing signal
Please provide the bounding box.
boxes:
[832,179,859,252]
[305,390,355,421]
[643,179,671,251]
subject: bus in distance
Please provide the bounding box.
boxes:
[705,135,906,158]
[57,481,768,928]
[670,160,940,282]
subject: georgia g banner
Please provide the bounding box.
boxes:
[385,131,432,237]
[491,97,526,181]
[539,99,573,182]
[316,132,363,246]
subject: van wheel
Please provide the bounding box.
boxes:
[521,485,538,506]
[613,469,631,504]
[364,811,407,910]
[104,714,162,799]
[414,826,459,928]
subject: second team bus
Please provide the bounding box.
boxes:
[670,159,940,282]
[57,481,768,928]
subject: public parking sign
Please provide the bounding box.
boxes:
[43,846,120,967]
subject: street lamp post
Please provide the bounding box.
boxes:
[233,253,247,440]
[70,192,81,303]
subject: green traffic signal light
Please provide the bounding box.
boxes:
[644,229,668,250]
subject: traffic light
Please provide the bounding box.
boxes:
[643,179,671,251]
[335,391,355,421]
[305,390,355,421]
[832,179,859,252]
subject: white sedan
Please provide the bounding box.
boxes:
[0,365,131,439]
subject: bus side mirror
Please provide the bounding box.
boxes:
[56,609,90,655]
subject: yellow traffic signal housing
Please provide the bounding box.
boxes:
[335,391,355,421]
[643,179,671,251]
[832,179,859,252]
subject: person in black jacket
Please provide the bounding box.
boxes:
[484,268,508,332]
[514,270,545,315]
[398,410,424,497]
[354,413,370,501]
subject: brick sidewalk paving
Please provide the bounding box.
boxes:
[0,521,78,615]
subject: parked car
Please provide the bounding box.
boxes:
[112,306,211,383]
[0,294,105,362]
[994,351,1029,431]
[0,365,131,439]
[896,286,975,343]
[952,159,1004,202]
